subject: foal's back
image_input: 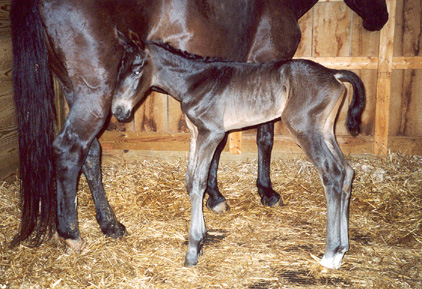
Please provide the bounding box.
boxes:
[195,59,342,132]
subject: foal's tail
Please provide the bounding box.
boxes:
[334,70,366,136]
[10,0,57,246]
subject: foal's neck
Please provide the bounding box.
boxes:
[148,43,224,101]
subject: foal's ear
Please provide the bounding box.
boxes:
[128,30,145,50]
[114,28,145,51]
[115,28,131,50]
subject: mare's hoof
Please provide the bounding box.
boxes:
[260,190,282,207]
[103,221,127,238]
[64,237,85,254]
[206,197,230,214]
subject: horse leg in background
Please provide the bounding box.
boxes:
[184,117,225,266]
[256,122,282,206]
[206,133,230,213]
[54,95,110,253]
[81,138,127,238]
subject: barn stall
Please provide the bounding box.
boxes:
[1,0,421,288]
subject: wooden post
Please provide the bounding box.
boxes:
[374,0,396,155]
[229,131,242,154]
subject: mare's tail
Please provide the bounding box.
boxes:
[10,0,57,246]
[334,70,366,136]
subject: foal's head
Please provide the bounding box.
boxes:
[112,30,153,122]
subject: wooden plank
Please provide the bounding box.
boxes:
[374,0,396,155]
[0,130,18,180]
[295,5,313,57]
[99,131,192,152]
[388,137,422,155]
[132,91,168,132]
[390,69,422,137]
[99,131,378,155]
[0,37,12,78]
[292,56,422,70]
[313,2,352,57]
[392,57,422,69]
[396,0,422,57]
[229,131,242,154]
[350,6,381,57]
[168,93,188,133]
[294,56,379,69]
[0,1,11,39]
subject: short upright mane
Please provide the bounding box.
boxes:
[146,40,227,63]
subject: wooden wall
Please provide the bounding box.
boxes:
[0,1,17,180]
[100,0,422,158]
[0,0,421,179]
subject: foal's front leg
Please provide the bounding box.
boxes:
[184,119,225,266]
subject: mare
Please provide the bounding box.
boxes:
[112,32,366,269]
[10,0,388,251]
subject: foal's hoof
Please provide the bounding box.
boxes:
[260,189,283,207]
[102,221,127,239]
[64,237,85,254]
[184,258,198,267]
[206,197,230,214]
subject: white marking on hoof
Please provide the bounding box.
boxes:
[65,237,85,254]
[209,201,230,214]
[320,254,343,270]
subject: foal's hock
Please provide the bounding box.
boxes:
[112,32,366,269]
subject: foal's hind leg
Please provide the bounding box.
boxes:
[287,130,349,269]
[283,100,351,269]
[206,133,229,213]
[257,122,281,207]
[82,138,126,238]
[323,132,354,266]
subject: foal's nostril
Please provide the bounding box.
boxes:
[113,105,130,121]
[115,106,123,117]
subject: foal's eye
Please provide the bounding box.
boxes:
[134,71,141,76]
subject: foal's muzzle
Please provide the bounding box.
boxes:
[112,105,132,122]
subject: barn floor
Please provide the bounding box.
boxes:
[1,154,421,288]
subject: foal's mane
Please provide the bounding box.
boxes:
[146,40,228,63]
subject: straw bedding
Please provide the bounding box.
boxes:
[1,154,421,288]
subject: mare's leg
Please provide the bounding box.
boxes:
[206,133,229,213]
[184,118,225,266]
[81,138,126,238]
[54,92,110,252]
[256,122,281,206]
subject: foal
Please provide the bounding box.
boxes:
[112,31,365,269]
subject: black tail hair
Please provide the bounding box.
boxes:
[335,70,366,136]
[10,0,57,246]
